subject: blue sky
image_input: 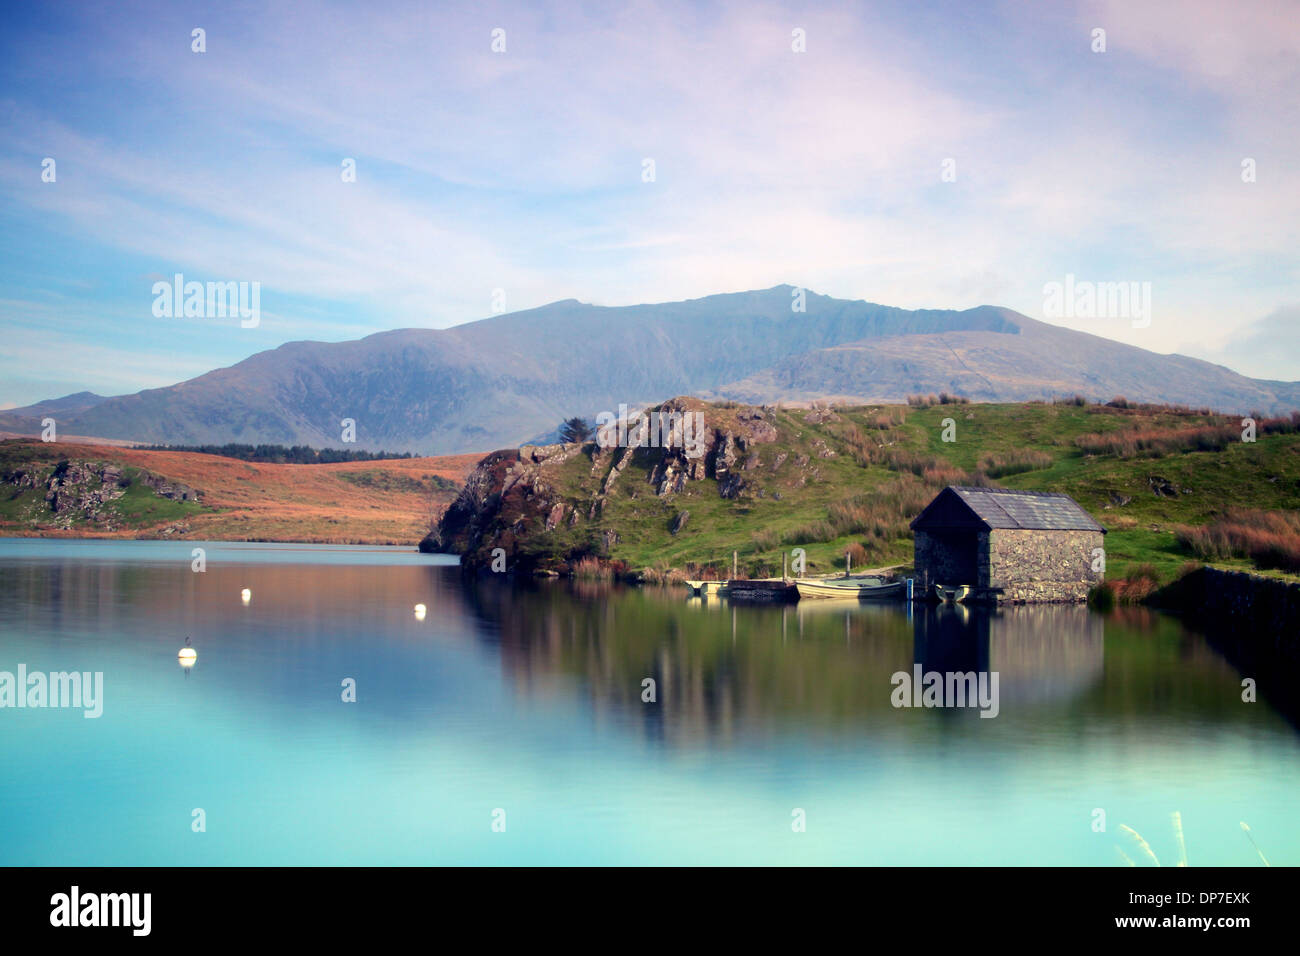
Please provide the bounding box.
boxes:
[1,0,1297,407]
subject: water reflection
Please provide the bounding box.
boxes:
[462,579,1259,746]
[3,540,1297,866]
[0,543,1276,742]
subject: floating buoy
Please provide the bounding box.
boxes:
[240,588,251,603]
[414,603,427,620]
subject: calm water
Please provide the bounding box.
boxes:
[1,538,1296,866]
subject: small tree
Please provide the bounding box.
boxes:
[559,417,592,443]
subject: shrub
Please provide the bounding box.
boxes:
[1088,581,1115,611]
[978,448,1054,478]
[1111,563,1161,603]
[640,564,687,585]
[1176,509,1300,573]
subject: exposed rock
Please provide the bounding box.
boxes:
[2,458,197,532]
[737,409,779,442]
[1148,475,1178,497]
[718,473,749,499]
[670,511,689,535]
[601,447,634,496]
[137,472,199,501]
[712,432,740,487]
[433,399,785,570]
[520,442,582,466]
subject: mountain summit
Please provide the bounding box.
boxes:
[4,286,1296,454]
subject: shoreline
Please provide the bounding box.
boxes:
[0,530,424,548]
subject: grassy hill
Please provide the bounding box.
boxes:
[0,440,477,544]
[435,397,1300,587]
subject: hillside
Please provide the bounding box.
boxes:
[432,398,1300,584]
[3,287,1296,454]
[0,440,478,545]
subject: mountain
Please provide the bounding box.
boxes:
[4,287,1296,454]
[0,391,112,428]
[710,312,1300,412]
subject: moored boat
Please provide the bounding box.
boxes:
[795,576,905,601]
[933,583,972,604]
[685,580,729,596]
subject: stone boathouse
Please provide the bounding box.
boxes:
[910,486,1106,604]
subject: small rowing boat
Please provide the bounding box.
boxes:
[933,583,972,604]
[685,580,729,596]
[795,576,906,601]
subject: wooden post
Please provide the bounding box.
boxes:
[733,550,738,581]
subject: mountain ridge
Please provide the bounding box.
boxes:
[4,286,1296,454]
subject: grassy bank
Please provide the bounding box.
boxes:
[446,399,1300,582]
[0,439,477,544]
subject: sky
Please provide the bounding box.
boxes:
[0,0,1297,408]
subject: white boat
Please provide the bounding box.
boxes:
[685,580,729,596]
[933,583,972,604]
[795,576,905,601]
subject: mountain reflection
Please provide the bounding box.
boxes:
[1,550,1266,746]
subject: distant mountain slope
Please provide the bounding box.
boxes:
[0,391,112,430]
[712,311,1300,412]
[3,288,1295,453]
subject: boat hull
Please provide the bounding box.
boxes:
[685,580,729,596]
[795,579,905,601]
[933,584,972,604]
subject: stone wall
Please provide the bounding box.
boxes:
[1158,567,1300,663]
[983,528,1104,604]
[914,529,979,590]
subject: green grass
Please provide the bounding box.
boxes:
[111,470,206,525]
[480,401,1300,582]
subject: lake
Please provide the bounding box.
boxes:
[0,538,1295,865]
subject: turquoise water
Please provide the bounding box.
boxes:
[0,538,1296,865]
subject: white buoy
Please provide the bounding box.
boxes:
[240,588,251,603]
[414,603,427,620]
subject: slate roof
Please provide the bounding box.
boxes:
[911,486,1106,533]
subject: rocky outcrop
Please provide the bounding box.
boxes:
[429,399,786,571]
[0,458,200,531]
[426,445,587,570]
[137,471,199,501]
